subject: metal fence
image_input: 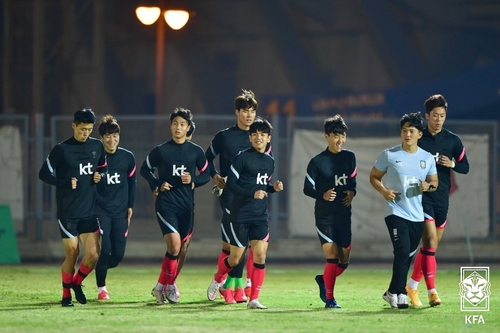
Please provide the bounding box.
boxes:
[2,114,498,243]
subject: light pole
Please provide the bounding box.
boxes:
[136,7,189,115]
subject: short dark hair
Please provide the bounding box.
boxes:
[235,89,258,111]
[187,121,195,137]
[74,107,96,125]
[98,114,120,136]
[170,107,193,126]
[424,94,448,113]
[249,116,272,135]
[400,112,424,132]
[324,114,348,135]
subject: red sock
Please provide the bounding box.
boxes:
[62,271,73,298]
[215,256,232,283]
[323,262,337,300]
[250,263,266,301]
[336,264,347,277]
[163,255,178,285]
[410,249,424,282]
[216,250,230,282]
[158,256,169,285]
[421,247,437,289]
[246,247,254,281]
[72,263,93,286]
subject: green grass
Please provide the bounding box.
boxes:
[0,265,498,333]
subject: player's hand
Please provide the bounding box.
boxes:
[382,189,399,201]
[153,188,159,197]
[342,190,354,207]
[180,172,191,184]
[254,190,268,200]
[127,208,133,228]
[160,182,173,191]
[273,180,283,192]
[93,172,101,183]
[323,188,336,202]
[214,174,226,189]
[438,155,453,168]
[419,179,430,192]
[71,177,78,189]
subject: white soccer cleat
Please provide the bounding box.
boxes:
[397,293,409,309]
[207,278,221,301]
[382,290,397,308]
[166,284,180,303]
[247,299,267,309]
[152,288,166,304]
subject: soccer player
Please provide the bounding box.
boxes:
[95,115,137,300]
[38,108,107,307]
[206,117,283,309]
[406,94,470,306]
[369,112,438,309]
[303,115,357,309]
[141,108,209,304]
[205,89,271,303]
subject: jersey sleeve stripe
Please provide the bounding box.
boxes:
[456,147,466,162]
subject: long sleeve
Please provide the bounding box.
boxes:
[452,137,469,175]
[140,147,164,191]
[38,145,70,188]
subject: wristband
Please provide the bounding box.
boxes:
[451,161,455,169]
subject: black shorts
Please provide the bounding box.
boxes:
[315,210,352,248]
[58,215,101,239]
[220,206,232,243]
[227,220,269,248]
[423,203,448,228]
[156,208,193,240]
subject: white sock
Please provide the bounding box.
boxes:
[155,283,164,291]
[246,278,252,287]
[98,286,107,293]
[428,288,437,296]
[408,278,419,290]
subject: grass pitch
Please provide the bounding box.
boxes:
[0,264,498,333]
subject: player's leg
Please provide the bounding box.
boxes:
[152,211,181,304]
[95,213,112,300]
[247,237,268,309]
[244,246,253,297]
[72,216,101,305]
[59,218,80,307]
[384,215,410,309]
[208,221,247,301]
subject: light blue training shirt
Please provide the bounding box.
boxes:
[374,144,437,222]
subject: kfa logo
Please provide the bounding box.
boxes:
[172,164,187,176]
[335,174,348,186]
[106,172,121,185]
[459,267,491,312]
[79,162,93,175]
[256,172,268,185]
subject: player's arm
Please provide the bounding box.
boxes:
[38,145,70,188]
[303,159,325,200]
[127,154,137,211]
[452,137,470,174]
[192,149,210,189]
[421,173,438,192]
[226,155,254,197]
[205,132,222,179]
[370,166,399,201]
[343,155,357,207]
[140,147,164,191]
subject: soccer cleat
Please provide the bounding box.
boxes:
[405,284,422,306]
[71,284,87,304]
[152,288,166,304]
[61,297,74,307]
[219,287,236,304]
[207,278,221,301]
[397,294,409,309]
[98,290,110,300]
[382,290,397,308]
[233,287,247,303]
[173,282,180,298]
[247,299,267,309]
[166,284,179,304]
[244,286,251,298]
[325,299,341,309]
[428,292,442,307]
[314,274,327,303]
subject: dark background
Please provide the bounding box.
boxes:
[1,0,500,120]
